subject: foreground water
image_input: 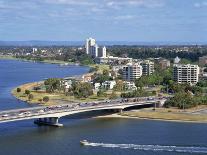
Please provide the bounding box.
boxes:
[0,59,207,155]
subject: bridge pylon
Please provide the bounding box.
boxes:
[34,117,63,127]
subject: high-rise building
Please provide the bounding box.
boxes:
[122,63,143,81]
[85,38,96,55]
[98,46,106,58]
[141,60,154,76]
[173,64,199,85]
[85,38,106,58]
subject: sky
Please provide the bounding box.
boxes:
[0,0,207,43]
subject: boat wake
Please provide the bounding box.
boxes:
[84,142,207,154]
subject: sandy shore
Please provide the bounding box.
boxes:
[96,110,207,124]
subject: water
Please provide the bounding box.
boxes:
[0,59,207,155]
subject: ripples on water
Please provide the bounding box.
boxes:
[85,142,207,154]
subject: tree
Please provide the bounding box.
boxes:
[44,78,61,93]
[28,94,34,101]
[72,82,93,98]
[97,90,106,97]
[16,87,21,93]
[109,91,117,99]
[25,90,30,96]
[113,80,125,91]
[43,96,49,102]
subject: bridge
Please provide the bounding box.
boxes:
[0,98,166,127]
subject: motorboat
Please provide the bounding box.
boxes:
[80,140,89,145]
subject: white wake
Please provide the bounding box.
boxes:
[84,142,207,153]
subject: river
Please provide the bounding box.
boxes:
[0,59,207,155]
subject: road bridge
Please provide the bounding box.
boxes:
[0,98,166,127]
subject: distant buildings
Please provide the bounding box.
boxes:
[102,81,116,90]
[158,59,170,70]
[123,81,137,91]
[122,63,143,81]
[98,46,107,58]
[141,60,154,76]
[85,37,107,58]
[95,56,132,64]
[173,64,199,85]
[199,56,207,66]
[174,56,181,64]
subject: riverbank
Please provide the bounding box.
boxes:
[96,108,207,123]
[0,55,77,65]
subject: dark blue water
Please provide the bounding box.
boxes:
[0,59,207,155]
[0,59,89,110]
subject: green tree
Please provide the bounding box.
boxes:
[16,87,21,93]
[25,90,30,96]
[28,94,34,101]
[43,96,49,102]
[44,78,61,93]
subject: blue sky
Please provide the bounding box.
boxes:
[0,0,206,42]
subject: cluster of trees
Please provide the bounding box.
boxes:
[44,78,62,93]
[121,89,155,98]
[108,46,207,62]
[135,68,173,88]
[55,50,94,65]
[93,69,113,84]
[68,81,93,98]
[164,83,206,109]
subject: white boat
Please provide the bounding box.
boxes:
[80,140,89,145]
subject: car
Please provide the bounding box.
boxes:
[38,109,44,113]
[18,113,24,116]
[2,114,8,117]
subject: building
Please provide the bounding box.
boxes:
[94,83,101,91]
[85,38,96,55]
[82,74,93,82]
[173,64,199,85]
[122,63,142,81]
[98,46,107,58]
[199,56,207,66]
[85,38,107,58]
[123,81,137,90]
[95,56,132,64]
[174,56,181,64]
[102,81,116,90]
[158,59,171,70]
[141,60,154,76]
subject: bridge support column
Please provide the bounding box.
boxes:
[34,117,63,127]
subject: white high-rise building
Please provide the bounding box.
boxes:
[122,63,143,81]
[85,38,107,58]
[85,38,96,55]
[173,64,199,85]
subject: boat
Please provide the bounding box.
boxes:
[80,140,89,145]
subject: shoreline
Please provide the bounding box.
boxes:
[96,113,207,124]
[0,55,78,65]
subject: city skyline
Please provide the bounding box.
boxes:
[0,0,206,42]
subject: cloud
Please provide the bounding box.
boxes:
[114,15,135,20]
[194,1,207,8]
[43,0,95,6]
[105,0,164,9]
